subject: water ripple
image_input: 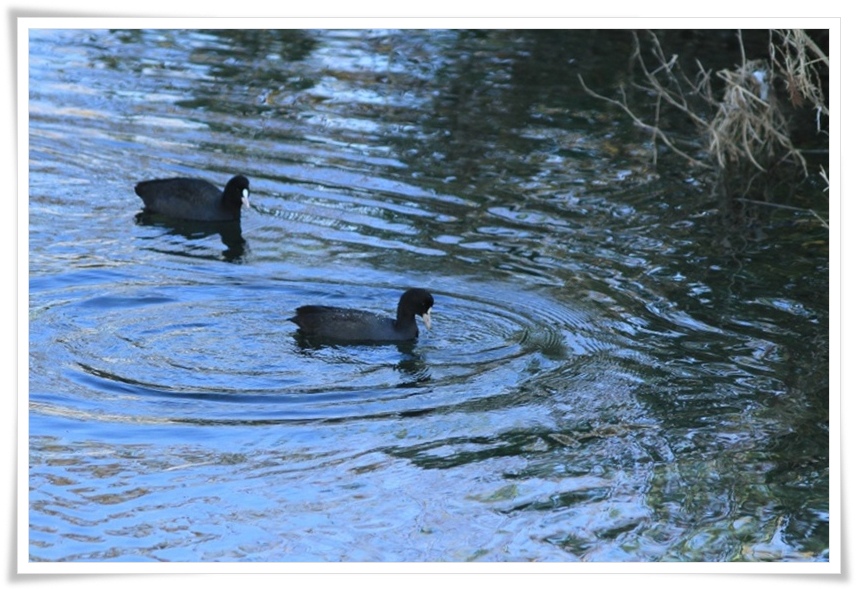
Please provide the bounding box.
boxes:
[31,278,601,426]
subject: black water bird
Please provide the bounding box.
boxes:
[135,174,250,221]
[289,288,434,343]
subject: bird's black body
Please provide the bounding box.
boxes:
[135,175,250,221]
[289,288,434,343]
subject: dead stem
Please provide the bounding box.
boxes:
[735,197,828,228]
[578,29,827,227]
[577,74,712,169]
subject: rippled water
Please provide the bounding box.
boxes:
[27,28,830,563]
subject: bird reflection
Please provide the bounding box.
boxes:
[134,212,248,262]
[293,335,432,383]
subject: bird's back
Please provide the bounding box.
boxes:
[135,178,230,221]
[289,305,413,341]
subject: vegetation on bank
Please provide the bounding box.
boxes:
[580,30,829,228]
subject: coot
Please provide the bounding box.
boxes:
[289,288,434,342]
[135,174,250,221]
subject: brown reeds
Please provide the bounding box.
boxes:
[579,30,828,227]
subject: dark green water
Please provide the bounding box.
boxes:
[28,28,829,562]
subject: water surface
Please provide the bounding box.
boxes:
[28,28,829,562]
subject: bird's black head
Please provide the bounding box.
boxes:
[223,175,250,211]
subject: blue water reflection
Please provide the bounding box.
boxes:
[28,28,829,562]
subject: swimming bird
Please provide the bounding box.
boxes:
[289,288,434,343]
[135,174,250,221]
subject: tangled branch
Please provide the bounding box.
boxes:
[579,30,828,226]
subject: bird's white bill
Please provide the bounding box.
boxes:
[422,308,432,330]
[242,189,250,208]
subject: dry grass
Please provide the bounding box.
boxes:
[770,29,829,122]
[579,30,828,227]
[708,57,805,175]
